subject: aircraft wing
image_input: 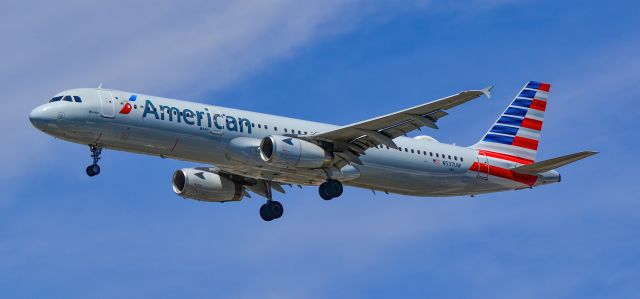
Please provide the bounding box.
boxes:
[310,86,492,165]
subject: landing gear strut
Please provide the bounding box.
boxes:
[86,144,102,177]
[319,179,343,200]
[259,181,284,221]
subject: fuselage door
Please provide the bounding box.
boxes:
[477,152,489,180]
[97,90,115,118]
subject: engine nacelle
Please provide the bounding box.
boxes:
[226,137,265,166]
[259,135,332,169]
[172,168,244,202]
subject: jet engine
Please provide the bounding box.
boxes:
[259,135,332,169]
[172,168,244,202]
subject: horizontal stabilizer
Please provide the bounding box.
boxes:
[511,151,598,174]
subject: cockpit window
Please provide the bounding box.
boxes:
[49,95,82,103]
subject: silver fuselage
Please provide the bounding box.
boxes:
[29,88,559,196]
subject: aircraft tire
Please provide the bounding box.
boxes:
[319,183,333,200]
[260,201,284,221]
[86,164,100,177]
[323,180,343,199]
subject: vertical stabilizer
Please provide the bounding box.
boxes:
[471,81,550,164]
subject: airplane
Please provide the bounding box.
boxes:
[29,81,597,221]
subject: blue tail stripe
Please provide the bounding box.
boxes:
[519,89,537,98]
[526,81,541,89]
[490,125,519,136]
[504,107,528,117]
[483,134,515,145]
[511,99,532,108]
[497,116,524,126]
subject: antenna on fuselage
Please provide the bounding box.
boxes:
[98,83,103,89]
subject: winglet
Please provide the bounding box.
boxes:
[480,85,493,99]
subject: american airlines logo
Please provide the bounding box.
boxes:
[141,100,253,134]
[119,103,132,114]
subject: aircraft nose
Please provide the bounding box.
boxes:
[29,105,56,128]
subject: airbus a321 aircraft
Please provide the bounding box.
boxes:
[29,81,596,221]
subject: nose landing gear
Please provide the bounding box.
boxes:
[86,144,102,177]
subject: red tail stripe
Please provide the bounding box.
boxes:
[512,136,539,150]
[530,99,547,112]
[470,162,538,186]
[479,150,534,165]
[521,118,543,131]
[538,83,551,92]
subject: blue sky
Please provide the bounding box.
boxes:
[1,0,639,298]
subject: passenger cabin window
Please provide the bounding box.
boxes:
[274,127,278,131]
[461,157,464,162]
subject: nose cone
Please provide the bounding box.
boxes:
[29,105,56,130]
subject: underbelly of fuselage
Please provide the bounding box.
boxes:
[58,122,517,197]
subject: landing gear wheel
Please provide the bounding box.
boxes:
[86,164,100,177]
[319,179,343,200]
[260,201,284,221]
[87,144,103,177]
[319,183,332,200]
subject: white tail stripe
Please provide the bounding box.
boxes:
[525,109,544,120]
[517,127,541,140]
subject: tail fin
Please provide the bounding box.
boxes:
[471,81,550,164]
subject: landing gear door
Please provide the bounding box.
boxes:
[477,152,489,180]
[97,90,115,118]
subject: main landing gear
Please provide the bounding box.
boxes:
[319,179,343,200]
[86,144,102,177]
[259,182,284,222]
